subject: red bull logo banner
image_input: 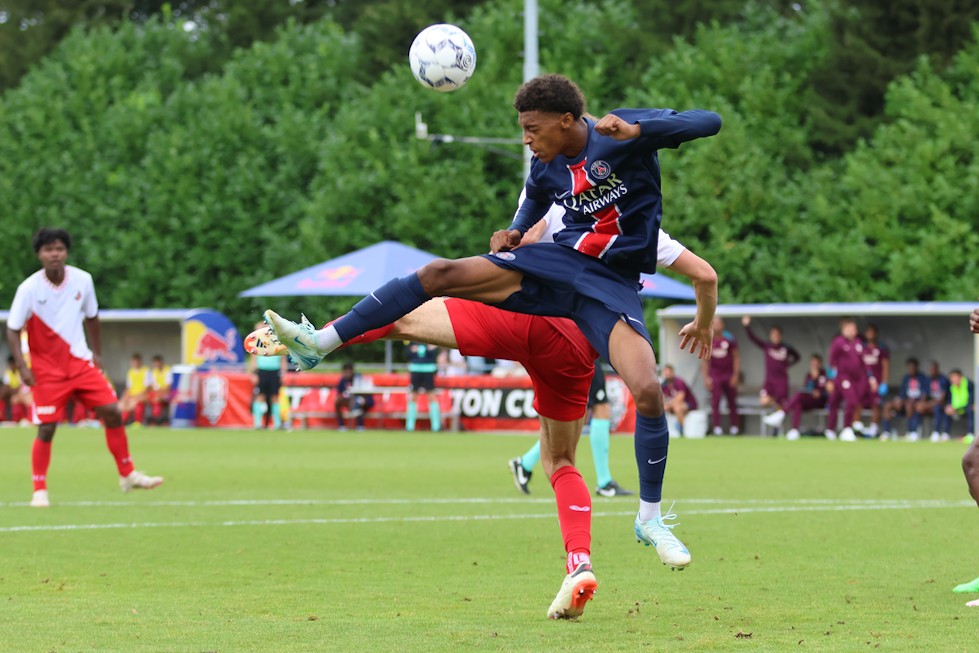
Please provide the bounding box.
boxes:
[182,310,246,367]
[297,265,363,291]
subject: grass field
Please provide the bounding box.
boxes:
[0,426,976,652]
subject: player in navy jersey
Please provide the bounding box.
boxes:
[920,361,951,442]
[859,324,889,438]
[882,358,928,440]
[743,316,800,430]
[264,74,720,571]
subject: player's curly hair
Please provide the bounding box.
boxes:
[513,74,586,119]
[33,227,71,252]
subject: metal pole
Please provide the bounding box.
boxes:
[522,0,539,180]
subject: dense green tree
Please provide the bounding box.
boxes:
[806,0,979,155]
[0,0,976,346]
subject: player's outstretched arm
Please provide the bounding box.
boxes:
[669,249,717,360]
[502,194,551,250]
[600,109,721,150]
[970,306,979,334]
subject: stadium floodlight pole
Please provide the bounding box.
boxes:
[523,0,539,180]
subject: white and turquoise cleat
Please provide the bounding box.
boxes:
[635,509,691,570]
[263,310,325,371]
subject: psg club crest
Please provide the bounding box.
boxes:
[589,160,611,180]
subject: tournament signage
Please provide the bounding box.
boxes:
[448,387,539,420]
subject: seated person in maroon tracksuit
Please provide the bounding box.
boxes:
[766,354,829,440]
[661,364,697,435]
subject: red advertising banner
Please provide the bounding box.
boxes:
[195,371,253,428]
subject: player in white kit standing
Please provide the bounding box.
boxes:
[6,228,163,507]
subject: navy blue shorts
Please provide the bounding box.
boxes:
[482,243,653,362]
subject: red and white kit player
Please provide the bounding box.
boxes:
[6,228,163,507]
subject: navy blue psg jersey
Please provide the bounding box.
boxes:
[514,108,720,276]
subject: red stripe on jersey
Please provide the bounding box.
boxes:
[567,159,595,196]
[26,314,90,383]
[592,204,623,235]
[574,233,617,258]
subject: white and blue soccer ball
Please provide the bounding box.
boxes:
[408,24,477,92]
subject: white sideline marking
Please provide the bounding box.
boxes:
[0,499,972,534]
[0,496,966,509]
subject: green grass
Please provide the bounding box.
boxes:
[0,426,975,652]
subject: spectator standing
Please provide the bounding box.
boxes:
[741,316,800,428]
[882,358,929,440]
[248,321,287,430]
[702,317,740,435]
[825,317,873,442]
[860,324,890,437]
[405,342,441,432]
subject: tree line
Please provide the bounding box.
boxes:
[1,0,976,354]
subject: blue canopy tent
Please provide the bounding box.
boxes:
[638,273,696,301]
[240,241,442,371]
[239,241,442,298]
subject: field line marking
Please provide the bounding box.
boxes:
[0,497,969,508]
[0,500,973,533]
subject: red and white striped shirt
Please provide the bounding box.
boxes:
[7,265,99,383]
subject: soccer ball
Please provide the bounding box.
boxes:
[408,24,477,92]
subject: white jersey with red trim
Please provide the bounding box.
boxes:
[7,265,98,382]
[517,190,687,268]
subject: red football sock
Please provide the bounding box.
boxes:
[105,425,135,477]
[32,439,52,491]
[550,465,592,573]
[325,316,396,349]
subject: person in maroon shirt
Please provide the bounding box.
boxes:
[859,324,890,438]
[702,317,740,435]
[662,364,697,435]
[825,317,875,441]
[742,316,800,425]
[772,354,830,440]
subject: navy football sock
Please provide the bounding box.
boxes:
[634,413,670,503]
[333,274,431,342]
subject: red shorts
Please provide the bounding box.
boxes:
[444,299,597,421]
[32,363,118,424]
